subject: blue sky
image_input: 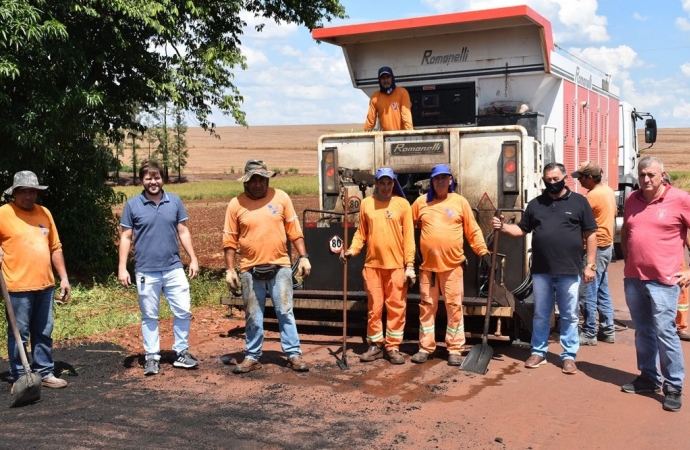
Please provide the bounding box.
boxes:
[206,0,690,128]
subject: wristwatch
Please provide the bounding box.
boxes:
[298,254,310,260]
[586,263,597,271]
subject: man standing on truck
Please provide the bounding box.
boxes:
[572,161,617,345]
[492,162,597,375]
[340,168,416,364]
[363,66,413,132]
[620,156,690,412]
[409,164,491,366]
[223,160,312,374]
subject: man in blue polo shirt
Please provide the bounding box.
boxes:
[118,160,200,376]
[492,162,597,375]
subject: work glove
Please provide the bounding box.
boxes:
[340,249,353,264]
[225,269,240,292]
[481,252,492,269]
[298,257,311,278]
[405,266,416,287]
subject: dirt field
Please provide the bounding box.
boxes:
[2,125,690,449]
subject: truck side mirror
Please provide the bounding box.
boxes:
[644,119,657,144]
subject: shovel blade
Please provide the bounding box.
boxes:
[460,343,494,375]
[10,372,42,408]
[336,354,349,370]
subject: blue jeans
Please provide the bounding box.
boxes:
[6,288,56,380]
[136,268,192,359]
[624,278,685,393]
[579,246,614,337]
[531,274,580,360]
[239,267,302,360]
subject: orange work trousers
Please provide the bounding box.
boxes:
[677,260,689,330]
[418,266,465,355]
[362,267,407,351]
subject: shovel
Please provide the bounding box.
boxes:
[461,212,502,375]
[336,199,350,370]
[0,270,42,407]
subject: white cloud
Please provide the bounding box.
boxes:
[672,99,690,119]
[568,45,640,76]
[632,12,646,21]
[683,0,690,13]
[682,62,690,76]
[240,11,299,41]
[676,17,690,31]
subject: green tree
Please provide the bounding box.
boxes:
[128,129,142,184]
[172,107,189,183]
[0,0,346,278]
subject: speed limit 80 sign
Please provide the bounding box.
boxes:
[329,234,343,253]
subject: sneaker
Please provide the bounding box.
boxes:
[144,358,159,376]
[287,355,309,372]
[41,374,68,389]
[598,334,615,344]
[360,344,384,362]
[579,332,597,346]
[447,354,463,366]
[386,349,405,365]
[561,359,578,375]
[411,351,430,364]
[233,357,262,374]
[678,329,690,341]
[173,349,199,369]
[524,354,546,368]
[621,376,662,394]
[663,391,682,412]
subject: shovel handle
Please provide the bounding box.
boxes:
[481,210,502,344]
[342,197,349,358]
[0,269,33,374]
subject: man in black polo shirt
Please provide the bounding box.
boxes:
[492,162,597,375]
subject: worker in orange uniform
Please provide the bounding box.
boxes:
[340,168,416,364]
[363,66,413,132]
[410,164,491,366]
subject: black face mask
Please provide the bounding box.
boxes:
[544,179,566,195]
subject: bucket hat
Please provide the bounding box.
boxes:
[4,171,48,196]
[238,160,276,183]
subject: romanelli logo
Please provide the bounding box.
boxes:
[391,141,444,155]
[421,48,469,66]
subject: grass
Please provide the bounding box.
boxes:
[667,171,690,191]
[0,271,227,358]
[114,176,318,202]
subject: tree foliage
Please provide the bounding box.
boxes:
[0,0,346,278]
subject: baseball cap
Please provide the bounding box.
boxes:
[571,161,602,178]
[430,164,452,178]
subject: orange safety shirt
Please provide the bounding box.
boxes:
[222,188,304,272]
[349,196,415,269]
[363,87,413,131]
[412,193,488,272]
[0,202,62,291]
[586,183,616,248]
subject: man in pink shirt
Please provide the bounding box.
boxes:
[621,156,690,412]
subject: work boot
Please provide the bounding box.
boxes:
[360,344,383,362]
[579,332,597,346]
[287,355,309,372]
[233,357,262,374]
[598,325,616,344]
[41,374,68,389]
[561,359,578,375]
[447,354,463,366]
[386,349,405,365]
[411,351,430,364]
[678,329,690,341]
[524,354,546,368]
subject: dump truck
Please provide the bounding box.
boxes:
[222,5,656,341]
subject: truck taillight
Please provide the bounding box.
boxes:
[501,141,519,193]
[321,147,339,194]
